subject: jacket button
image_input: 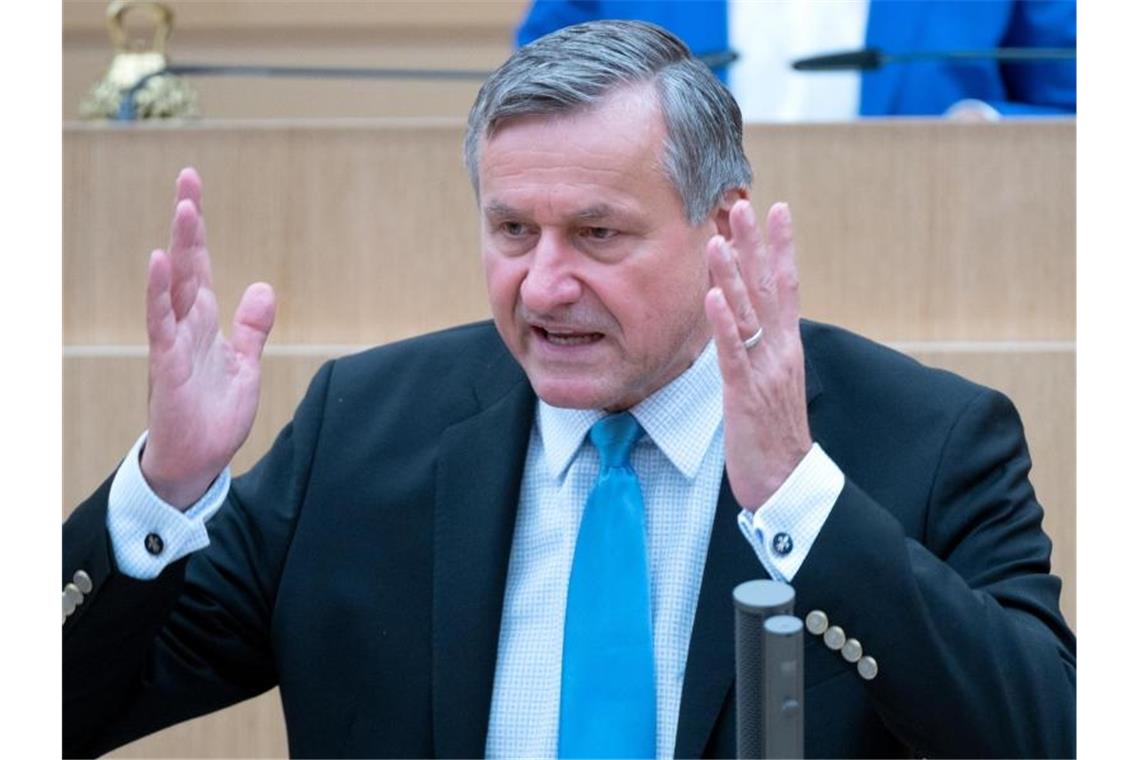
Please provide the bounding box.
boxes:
[857,656,879,680]
[73,570,93,594]
[823,625,846,650]
[144,533,165,556]
[63,589,77,618]
[64,583,84,608]
[805,610,828,635]
[841,638,863,663]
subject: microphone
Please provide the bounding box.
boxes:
[792,46,1076,72]
[733,580,801,759]
[696,49,741,70]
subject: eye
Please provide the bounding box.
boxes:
[499,221,531,238]
[579,226,618,241]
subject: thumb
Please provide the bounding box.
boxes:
[231,282,276,362]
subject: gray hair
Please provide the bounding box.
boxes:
[463,20,753,225]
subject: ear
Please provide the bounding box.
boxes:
[711,187,750,240]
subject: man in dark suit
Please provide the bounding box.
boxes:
[63,20,1075,758]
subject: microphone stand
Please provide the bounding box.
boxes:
[113,50,740,121]
[792,46,1076,72]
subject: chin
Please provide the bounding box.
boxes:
[529,376,618,411]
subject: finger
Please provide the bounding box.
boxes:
[193,213,213,288]
[168,199,201,320]
[231,282,277,363]
[146,249,176,352]
[706,235,761,342]
[729,200,766,297]
[732,201,779,330]
[766,203,801,334]
[175,167,202,212]
[175,167,213,289]
[704,287,753,386]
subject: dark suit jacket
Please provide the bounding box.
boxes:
[63,320,1076,758]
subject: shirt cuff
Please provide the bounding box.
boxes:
[106,431,230,580]
[736,443,844,582]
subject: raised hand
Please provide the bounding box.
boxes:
[139,168,276,510]
[704,200,812,511]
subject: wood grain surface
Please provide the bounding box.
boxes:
[63,120,1074,346]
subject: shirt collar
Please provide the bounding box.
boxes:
[537,340,723,481]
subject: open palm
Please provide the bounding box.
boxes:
[139,168,276,509]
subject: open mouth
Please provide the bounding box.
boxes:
[533,326,605,346]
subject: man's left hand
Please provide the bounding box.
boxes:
[704,200,812,511]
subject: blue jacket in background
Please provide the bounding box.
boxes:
[516,0,1076,116]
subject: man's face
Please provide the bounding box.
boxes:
[479,85,718,411]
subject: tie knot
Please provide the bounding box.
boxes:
[589,412,644,469]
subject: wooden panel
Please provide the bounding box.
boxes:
[62,120,1074,346]
[110,689,287,759]
[748,122,1075,341]
[63,0,528,34]
[63,124,491,346]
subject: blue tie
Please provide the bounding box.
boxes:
[558,412,656,759]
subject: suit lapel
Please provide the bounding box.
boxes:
[432,354,535,759]
[674,338,823,757]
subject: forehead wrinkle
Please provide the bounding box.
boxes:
[572,204,618,222]
[484,193,641,225]
[481,108,666,184]
[479,86,678,224]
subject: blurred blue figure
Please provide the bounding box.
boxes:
[517,0,1075,120]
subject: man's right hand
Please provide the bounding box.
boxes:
[139,168,276,510]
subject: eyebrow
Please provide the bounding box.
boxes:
[572,205,618,223]
[483,201,622,223]
[483,201,519,221]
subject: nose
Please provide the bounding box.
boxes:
[519,232,583,313]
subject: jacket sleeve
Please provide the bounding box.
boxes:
[62,361,334,758]
[795,387,1076,758]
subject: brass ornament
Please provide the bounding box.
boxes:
[79,0,197,120]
